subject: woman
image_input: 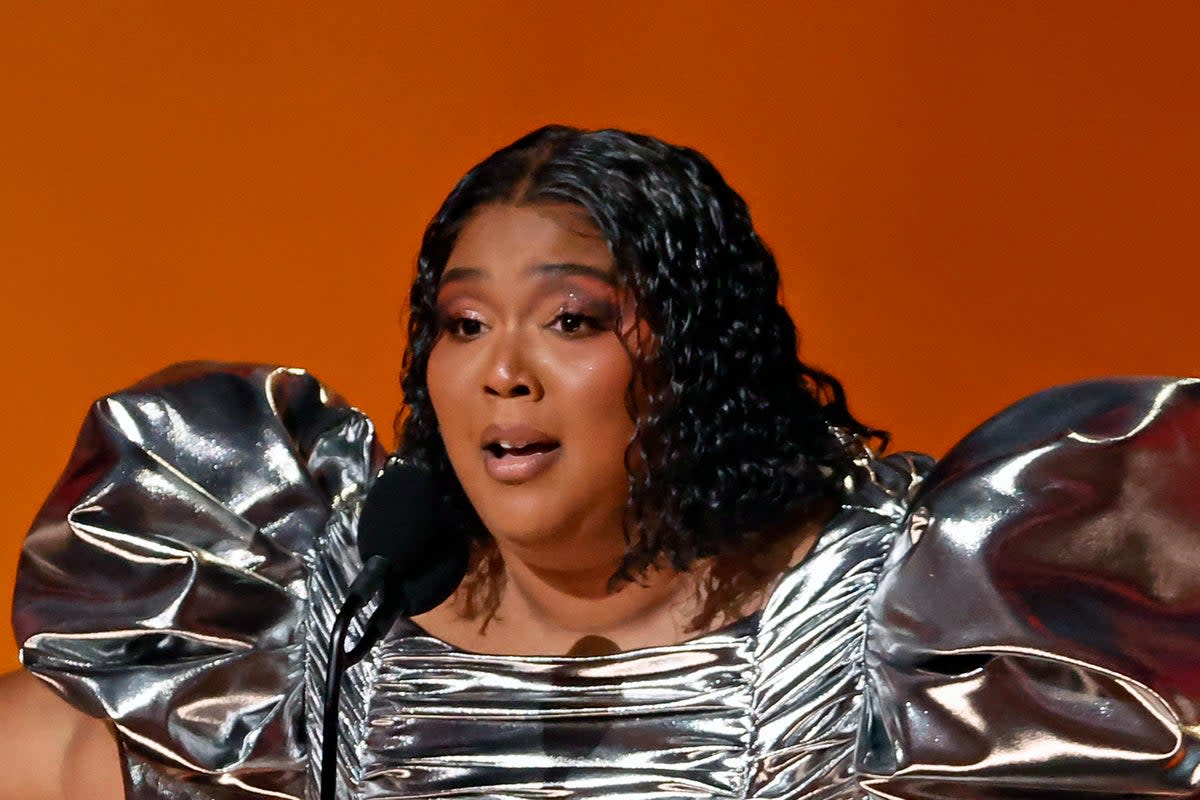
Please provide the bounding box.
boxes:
[5,126,1200,799]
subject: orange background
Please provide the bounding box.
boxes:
[1,3,1197,671]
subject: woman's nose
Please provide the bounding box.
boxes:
[482,337,543,400]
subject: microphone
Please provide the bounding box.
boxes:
[320,458,469,800]
[357,458,469,620]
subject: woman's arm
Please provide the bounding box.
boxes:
[0,670,123,800]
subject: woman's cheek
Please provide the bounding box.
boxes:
[426,347,465,452]
[569,347,636,442]
[425,349,446,420]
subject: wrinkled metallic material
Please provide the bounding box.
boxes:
[12,365,1200,798]
[858,376,1200,798]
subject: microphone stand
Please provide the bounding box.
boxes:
[320,555,404,800]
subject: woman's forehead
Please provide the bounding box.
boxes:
[439,261,617,291]
[445,203,612,276]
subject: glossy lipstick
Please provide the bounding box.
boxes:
[480,423,561,484]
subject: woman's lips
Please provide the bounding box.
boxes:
[479,423,561,483]
[482,444,562,483]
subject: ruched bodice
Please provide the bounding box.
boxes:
[345,449,925,799]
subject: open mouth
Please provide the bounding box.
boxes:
[484,441,561,458]
[480,432,563,482]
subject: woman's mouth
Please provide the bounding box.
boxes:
[480,426,562,483]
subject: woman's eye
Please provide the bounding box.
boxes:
[443,316,486,338]
[549,312,604,336]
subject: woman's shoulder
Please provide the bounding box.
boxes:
[757,443,934,619]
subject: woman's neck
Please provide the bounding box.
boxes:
[413,543,699,656]
[498,547,693,646]
[411,517,823,657]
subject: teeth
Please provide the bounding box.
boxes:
[488,439,559,453]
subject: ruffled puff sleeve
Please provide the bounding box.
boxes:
[11,362,385,799]
[858,377,1200,797]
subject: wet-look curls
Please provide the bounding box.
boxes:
[395,125,885,629]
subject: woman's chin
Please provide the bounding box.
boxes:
[476,509,626,565]
[479,516,568,551]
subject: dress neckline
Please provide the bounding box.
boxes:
[392,604,765,663]
[384,519,840,663]
[384,494,854,662]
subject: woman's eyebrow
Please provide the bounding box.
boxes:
[439,266,486,286]
[526,262,615,286]
[440,263,616,287]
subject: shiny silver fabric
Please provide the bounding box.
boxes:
[859,377,1200,797]
[13,365,1200,798]
[14,363,385,799]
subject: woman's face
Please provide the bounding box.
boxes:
[427,202,641,565]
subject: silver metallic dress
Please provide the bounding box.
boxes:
[13,363,1200,798]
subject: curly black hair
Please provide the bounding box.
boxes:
[395,125,885,629]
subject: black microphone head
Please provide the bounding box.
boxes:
[357,459,468,615]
